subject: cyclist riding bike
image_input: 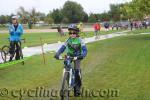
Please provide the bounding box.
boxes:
[93,22,101,38]
[54,24,87,96]
[9,15,24,61]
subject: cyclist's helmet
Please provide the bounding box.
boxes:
[68,24,79,33]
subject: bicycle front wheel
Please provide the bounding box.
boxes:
[60,71,70,100]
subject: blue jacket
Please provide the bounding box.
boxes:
[9,24,23,41]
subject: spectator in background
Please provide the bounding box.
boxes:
[130,21,133,31]
[139,21,143,29]
[57,25,65,37]
[112,23,119,30]
[104,22,109,31]
[142,21,146,29]
[9,15,24,61]
[134,22,138,29]
[77,22,85,37]
[145,21,149,29]
[77,22,83,33]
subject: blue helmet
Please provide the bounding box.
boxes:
[68,24,79,32]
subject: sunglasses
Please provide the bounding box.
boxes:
[69,33,77,35]
[12,18,16,20]
[69,30,77,35]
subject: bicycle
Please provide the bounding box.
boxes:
[0,38,25,65]
[58,55,78,100]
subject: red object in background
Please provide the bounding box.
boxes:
[94,23,101,30]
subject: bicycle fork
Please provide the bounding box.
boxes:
[62,68,74,90]
[69,69,75,89]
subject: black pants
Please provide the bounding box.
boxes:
[9,41,21,61]
[73,70,82,96]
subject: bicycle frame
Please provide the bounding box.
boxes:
[60,56,75,100]
[63,56,74,89]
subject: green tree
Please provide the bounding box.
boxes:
[98,12,111,21]
[36,12,46,21]
[88,13,97,23]
[44,13,54,25]
[0,15,11,24]
[29,8,38,24]
[0,15,7,25]
[62,17,69,23]
[62,1,86,23]
[132,0,150,19]
[121,0,150,20]
[82,12,88,22]
[51,9,63,23]
[109,4,122,21]
[17,6,29,24]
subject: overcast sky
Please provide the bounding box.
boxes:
[0,0,132,15]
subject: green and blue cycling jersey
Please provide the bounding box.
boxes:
[56,37,87,58]
[9,24,23,42]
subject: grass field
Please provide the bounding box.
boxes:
[127,28,150,34]
[0,31,150,100]
[0,29,124,48]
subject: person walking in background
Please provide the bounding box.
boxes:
[130,21,133,31]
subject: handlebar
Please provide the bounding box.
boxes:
[58,55,74,60]
[57,55,83,60]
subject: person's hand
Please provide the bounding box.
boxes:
[73,57,78,60]
[16,30,21,36]
[10,31,14,35]
[58,56,63,60]
[54,54,63,60]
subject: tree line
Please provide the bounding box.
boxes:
[0,0,149,25]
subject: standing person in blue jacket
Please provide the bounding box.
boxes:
[54,24,87,96]
[9,15,24,61]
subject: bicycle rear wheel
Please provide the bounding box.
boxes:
[1,45,10,62]
[60,71,70,100]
